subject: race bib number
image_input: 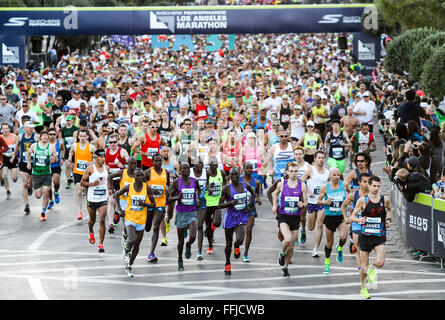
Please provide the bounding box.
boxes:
[109,168,121,181]
[307,140,317,147]
[329,195,343,212]
[151,185,164,198]
[313,186,321,196]
[77,160,88,172]
[210,182,221,195]
[181,188,195,205]
[4,145,14,157]
[93,188,107,196]
[36,155,47,166]
[147,148,158,159]
[130,195,146,211]
[281,114,290,123]
[363,217,383,234]
[332,147,344,159]
[284,196,300,214]
[234,192,247,211]
[65,137,74,149]
[198,110,207,117]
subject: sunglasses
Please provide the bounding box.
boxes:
[109,140,118,144]
[150,126,158,129]
[307,125,314,128]
[280,135,289,138]
[49,133,57,136]
[356,160,366,163]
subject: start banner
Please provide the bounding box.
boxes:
[0,5,372,36]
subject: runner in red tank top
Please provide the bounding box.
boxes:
[133,119,166,170]
[222,129,241,175]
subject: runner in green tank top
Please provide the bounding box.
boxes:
[26,131,58,221]
[204,156,227,254]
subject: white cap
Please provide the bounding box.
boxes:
[270,88,276,93]
[247,132,256,139]
[294,105,302,110]
[387,85,394,91]
[306,120,315,127]
[24,121,35,128]
[420,102,428,108]
[363,91,370,97]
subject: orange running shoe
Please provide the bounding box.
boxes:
[40,214,47,221]
[77,212,83,220]
[207,246,214,254]
[224,264,231,275]
[234,247,241,259]
[89,233,95,244]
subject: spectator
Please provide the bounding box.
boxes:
[418,142,440,183]
[395,168,432,202]
[429,126,445,170]
[397,89,425,127]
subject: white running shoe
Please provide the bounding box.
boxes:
[312,248,319,257]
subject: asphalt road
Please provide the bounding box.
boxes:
[1,128,445,300]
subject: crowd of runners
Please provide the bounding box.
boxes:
[0,32,403,299]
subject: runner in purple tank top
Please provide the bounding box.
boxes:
[272,162,308,277]
[168,162,201,271]
[219,168,254,276]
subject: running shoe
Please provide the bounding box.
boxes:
[121,233,128,248]
[166,221,171,233]
[207,246,214,254]
[278,252,286,266]
[300,231,306,244]
[122,248,131,263]
[277,229,284,241]
[147,253,158,263]
[336,245,343,263]
[24,204,30,215]
[54,192,60,204]
[324,258,330,274]
[6,191,11,200]
[196,252,203,261]
[224,263,231,275]
[28,187,33,196]
[368,265,376,284]
[125,265,134,277]
[160,237,168,246]
[89,233,95,244]
[98,244,105,253]
[295,239,299,246]
[185,243,192,259]
[360,288,371,299]
[40,214,47,221]
[234,246,241,259]
[108,224,115,234]
[48,200,54,209]
[113,212,120,225]
[264,180,268,189]
[243,254,250,263]
[65,182,71,190]
[281,267,290,277]
[312,248,319,258]
[211,222,216,231]
[77,212,83,220]
[178,260,184,271]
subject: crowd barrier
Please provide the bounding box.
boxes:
[390,185,445,262]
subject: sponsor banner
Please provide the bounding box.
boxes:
[433,199,445,259]
[0,36,25,68]
[0,5,370,35]
[352,32,381,76]
[405,193,433,253]
[110,35,135,48]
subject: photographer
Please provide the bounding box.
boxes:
[394,168,433,203]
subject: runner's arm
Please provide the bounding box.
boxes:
[316,184,329,206]
[271,181,283,214]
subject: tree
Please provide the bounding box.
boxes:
[408,32,445,82]
[420,45,445,100]
[375,0,445,34]
[383,28,432,76]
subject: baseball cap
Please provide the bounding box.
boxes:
[406,156,419,168]
[306,120,315,127]
[294,105,302,110]
[62,106,70,112]
[363,91,370,97]
[68,109,77,115]
[24,121,34,128]
[66,115,74,121]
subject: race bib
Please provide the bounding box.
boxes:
[234,192,247,211]
[307,140,317,146]
[151,185,164,198]
[181,188,195,205]
[198,110,207,117]
[363,217,383,234]
[109,168,121,181]
[281,114,290,122]
[93,188,107,196]
[329,195,343,212]
[147,148,158,159]
[76,160,88,172]
[284,196,300,214]
[65,137,74,149]
[210,182,221,195]
[36,155,46,166]
[4,145,14,157]
[313,186,321,196]
[130,195,146,211]
[332,147,344,159]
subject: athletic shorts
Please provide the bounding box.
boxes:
[119,199,128,211]
[150,207,166,215]
[73,173,83,185]
[33,174,52,190]
[125,220,145,231]
[206,206,219,216]
[19,162,32,175]
[327,157,346,175]
[248,206,258,217]
[358,234,386,252]
[87,200,108,210]
[175,210,197,229]
[307,203,324,214]
[276,212,301,231]
[352,229,362,235]
[3,156,18,170]
[51,166,62,176]
[324,215,345,232]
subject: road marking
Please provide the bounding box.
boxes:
[27,277,49,300]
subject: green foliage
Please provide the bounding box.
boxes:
[375,0,445,35]
[408,32,445,82]
[420,45,445,99]
[383,28,433,76]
